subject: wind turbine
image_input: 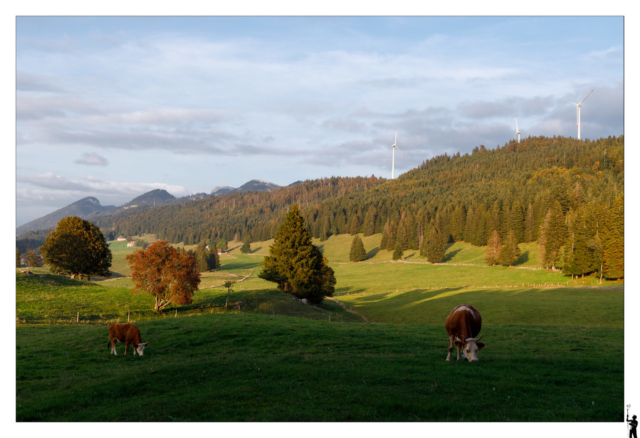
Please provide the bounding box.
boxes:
[514,115,521,143]
[391,128,405,179]
[568,89,594,140]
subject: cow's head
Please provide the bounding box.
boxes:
[454,335,485,362]
[134,342,149,356]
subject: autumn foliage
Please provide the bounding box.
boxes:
[126,240,201,312]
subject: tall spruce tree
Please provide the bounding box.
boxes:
[484,230,502,266]
[240,235,252,254]
[392,242,403,261]
[498,230,521,266]
[386,219,398,251]
[525,203,535,242]
[349,216,360,235]
[426,227,445,263]
[380,218,390,250]
[16,248,21,268]
[541,201,567,270]
[349,235,366,262]
[603,196,623,279]
[363,206,376,236]
[509,200,525,243]
[259,205,336,304]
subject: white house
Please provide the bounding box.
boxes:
[127,242,136,248]
[117,236,127,241]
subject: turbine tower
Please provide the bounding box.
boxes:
[391,128,405,179]
[514,115,521,143]
[569,89,594,140]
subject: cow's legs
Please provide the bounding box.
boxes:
[446,335,453,361]
[125,342,129,356]
[456,344,461,360]
[111,338,117,355]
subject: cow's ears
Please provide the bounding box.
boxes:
[143,343,149,346]
[454,340,465,348]
[476,342,486,349]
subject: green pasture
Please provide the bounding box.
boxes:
[16,272,358,326]
[336,286,623,326]
[16,233,624,421]
[17,311,622,421]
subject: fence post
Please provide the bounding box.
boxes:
[77,312,79,323]
[175,309,177,318]
[128,311,130,322]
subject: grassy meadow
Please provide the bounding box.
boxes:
[16,233,624,421]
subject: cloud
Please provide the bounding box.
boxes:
[321,117,366,133]
[75,152,109,166]
[457,96,556,119]
[16,70,65,92]
[18,172,189,197]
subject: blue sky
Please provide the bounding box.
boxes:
[16,16,623,225]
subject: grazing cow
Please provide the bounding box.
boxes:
[107,323,148,356]
[445,304,485,362]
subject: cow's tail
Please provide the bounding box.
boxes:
[107,338,111,349]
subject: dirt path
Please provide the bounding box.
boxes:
[324,296,370,323]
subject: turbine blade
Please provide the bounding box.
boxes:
[395,128,398,144]
[578,89,594,105]
[395,145,406,158]
[514,115,519,131]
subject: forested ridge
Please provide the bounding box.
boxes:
[46,135,627,278]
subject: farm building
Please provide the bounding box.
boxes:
[117,236,127,241]
[127,242,136,248]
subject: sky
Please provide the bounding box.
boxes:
[16,16,623,226]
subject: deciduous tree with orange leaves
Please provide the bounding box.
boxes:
[126,240,201,312]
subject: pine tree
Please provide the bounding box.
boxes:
[392,242,403,261]
[363,206,376,237]
[380,218,390,250]
[208,243,220,270]
[509,200,525,243]
[426,227,445,263]
[240,235,252,254]
[525,203,535,242]
[349,235,366,262]
[16,248,21,268]
[603,196,623,279]
[498,230,520,266]
[386,219,398,251]
[349,215,360,235]
[259,205,336,304]
[484,230,502,266]
[464,206,474,242]
[542,201,567,270]
[195,248,210,272]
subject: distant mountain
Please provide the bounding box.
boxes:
[211,186,236,196]
[124,189,175,208]
[288,180,303,187]
[17,197,115,236]
[235,180,280,193]
[211,180,280,195]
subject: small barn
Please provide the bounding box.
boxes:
[117,236,127,241]
[127,242,136,247]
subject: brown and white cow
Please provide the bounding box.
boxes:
[445,304,485,362]
[108,323,148,356]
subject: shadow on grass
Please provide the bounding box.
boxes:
[442,248,462,262]
[250,246,263,254]
[365,246,380,260]
[515,250,530,266]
